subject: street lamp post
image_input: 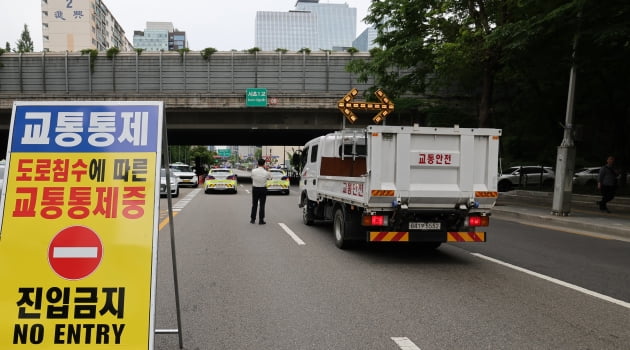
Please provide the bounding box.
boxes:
[552,31,579,216]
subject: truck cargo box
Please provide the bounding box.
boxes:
[298,124,502,249]
[301,125,501,210]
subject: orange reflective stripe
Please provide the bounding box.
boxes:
[392,232,408,241]
[475,191,498,198]
[470,232,485,241]
[447,232,486,242]
[369,232,409,242]
[371,190,395,196]
[371,232,388,241]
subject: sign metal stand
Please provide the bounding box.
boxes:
[154,116,184,349]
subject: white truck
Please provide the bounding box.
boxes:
[298,124,502,249]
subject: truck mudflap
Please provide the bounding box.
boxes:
[368,231,486,242]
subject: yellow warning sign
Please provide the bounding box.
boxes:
[0,101,163,348]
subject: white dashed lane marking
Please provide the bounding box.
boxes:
[472,253,630,309]
[391,337,422,350]
[278,223,306,246]
[172,189,202,211]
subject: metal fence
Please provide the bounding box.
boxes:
[0,51,376,94]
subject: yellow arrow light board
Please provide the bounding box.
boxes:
[337,88,395,124]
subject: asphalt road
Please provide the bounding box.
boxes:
[153,184,630,350]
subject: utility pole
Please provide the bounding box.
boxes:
[552,21,580,216]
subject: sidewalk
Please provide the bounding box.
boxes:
[492,190,630,241]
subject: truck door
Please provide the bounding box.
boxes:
[301,141,320,201]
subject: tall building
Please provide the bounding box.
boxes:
[353,26,378,52]
[294,0,356,51]
[133,22,171,51]
[168,30,187,51]
[41,0,132,52]
[255,11,318,51]
[255,0,357,51]
[133,22,188,51]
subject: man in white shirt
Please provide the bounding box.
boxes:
[250,159,272,224]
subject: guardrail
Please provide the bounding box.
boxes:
[0,51,375,95]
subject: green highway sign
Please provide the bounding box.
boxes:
[246,88,267,107]
[218,149,231,157]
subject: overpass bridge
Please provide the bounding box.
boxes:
[0,51,414,152]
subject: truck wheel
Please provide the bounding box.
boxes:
[302,199,314,226]
[333,208,356,249]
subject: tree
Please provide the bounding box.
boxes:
[16,24,34,53]
[200,47,217,61]
[168,145,191,164]
[486,0,630,166]
[189,145,217,172]
[348,0,630,168]
[288,149,303,175]
[5,42,10,52]
[349,0,529,128]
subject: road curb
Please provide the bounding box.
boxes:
[492,206,630,240]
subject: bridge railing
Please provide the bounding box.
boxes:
[0,51,379,95]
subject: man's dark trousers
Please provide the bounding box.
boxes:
[251,187,268,222]
[600,185,616,210]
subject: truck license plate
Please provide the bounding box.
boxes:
[409,222,441,230]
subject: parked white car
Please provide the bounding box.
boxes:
[160,168,179,197]
[498,166,555,192]
[573,166,629,189]
[169,162,198,187]
[572,167,600,188]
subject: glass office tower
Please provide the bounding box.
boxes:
[255,11,318,51]
[295,1,356,50]
[353,26,378,52]
[133,22,187,52]
[255,0,357,51]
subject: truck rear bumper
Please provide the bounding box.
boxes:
[368,231,486,243]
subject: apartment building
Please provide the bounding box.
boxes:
[41,0,133,52]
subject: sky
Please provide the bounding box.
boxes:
[0,0,373,52]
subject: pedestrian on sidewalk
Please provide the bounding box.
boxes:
[597,155,618,213]
[250,159,272,224]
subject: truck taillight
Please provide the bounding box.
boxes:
[362,215,388,226]
[467,216,489,227]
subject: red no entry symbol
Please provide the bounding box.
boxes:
[48,226,103,280]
